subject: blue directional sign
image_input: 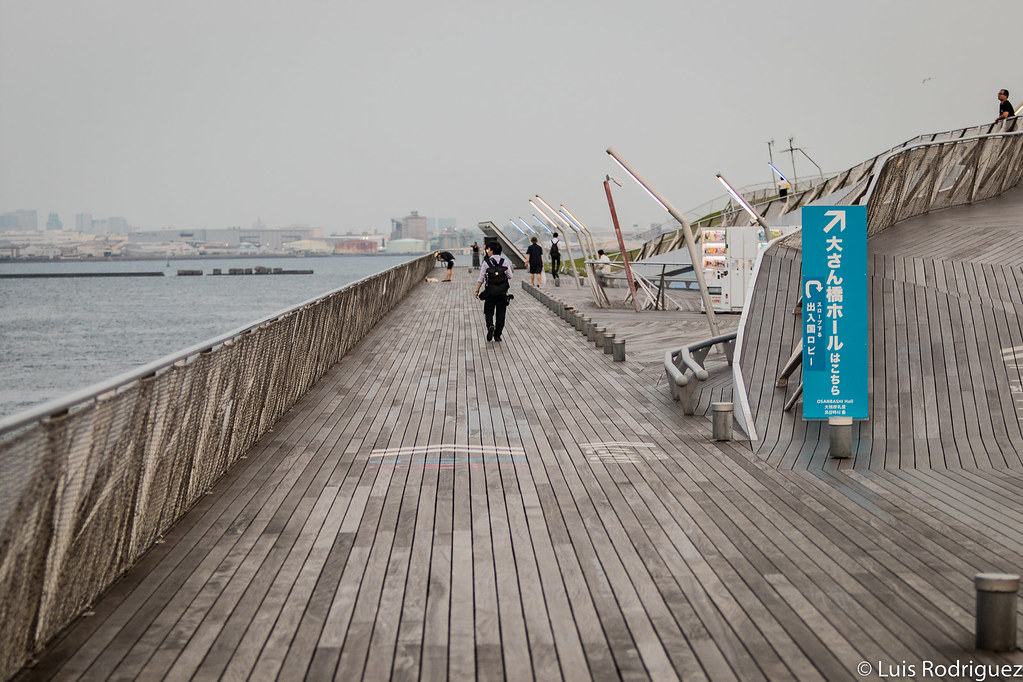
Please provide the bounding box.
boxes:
[802,206,868,420]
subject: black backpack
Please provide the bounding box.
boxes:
[483,256,509,297]
[550,239,560,257]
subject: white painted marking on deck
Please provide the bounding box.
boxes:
[582,441,665,464]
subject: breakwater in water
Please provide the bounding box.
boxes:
[0,271,165,278]
[0,254,419,418]
[177,266,313,275]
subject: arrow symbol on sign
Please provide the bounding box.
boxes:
[804,280,822,297]
[823,210,846,233]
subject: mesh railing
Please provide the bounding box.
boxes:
[711,118,1023,229]
[866,127,1023,235]
[0,254,434,679]
[731,121,1023,441]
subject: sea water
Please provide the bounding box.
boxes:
[0,255,417,418]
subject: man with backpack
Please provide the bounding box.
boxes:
[549,232,562,282]
[473,242,513,342]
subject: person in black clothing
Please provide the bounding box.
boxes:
[549,232,562,281]
[474,243,513,342]
[471,242,480,269]
[435,250,455,282]
[997,89,1014,123]
[525,236,544,286]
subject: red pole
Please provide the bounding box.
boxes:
[603,179,641,312]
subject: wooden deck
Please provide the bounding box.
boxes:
[18,198,1023,679]
[745,182,1023,470]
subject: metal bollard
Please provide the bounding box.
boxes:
[563,306,574,322]
[594,327,606,348]
[975,573,1019,651]
[712,402,733,441]
[581,317,590,335]
[586,320,596,342]
[575,314,585,332]
[612,339,625,362]
[828,417,853,458]
[603,332,616,354]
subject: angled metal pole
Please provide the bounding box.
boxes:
[716,173,771,230]
[796,147,826,182]
[606,147,720,334]
[535,195,592,261]
[531,205,581,288]
[603,177,642,312]
[786,136,798,188]
[560,205,600,259]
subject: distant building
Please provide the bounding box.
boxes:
[108,217,128,234]
[0,210,38,232]
[283,239,332,255]
[75,213,93,233]
[386,238,428,254]
[433,229,461,251]
[128,227,322,249]
[46,212,63,231]
[332,238,379,254]
[394,211,428,242]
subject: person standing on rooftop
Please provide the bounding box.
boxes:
[996,89,1014,123]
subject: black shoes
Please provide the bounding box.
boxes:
[494,336,502,342]
[487,325,495,341]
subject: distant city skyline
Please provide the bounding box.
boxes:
[0,207,462,236]
[2,1,1019,237]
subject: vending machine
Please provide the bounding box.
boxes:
[701,226,797,313]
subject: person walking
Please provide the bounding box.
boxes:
[549,232,562,283]
[435,250,455,282]
[471,241,480,269]
[997,89,1014,123]
[526,236,544,286]
[474,243,513,342]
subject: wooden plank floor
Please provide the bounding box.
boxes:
[744,183,1023,470]
[18,249,1023,680]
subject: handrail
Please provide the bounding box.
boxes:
[863,127,1023,236]
[0,253,435,680]
[700,118,1022,231]
[0,264,409,435]
[665,332,736,415]
[762,120,1023,422]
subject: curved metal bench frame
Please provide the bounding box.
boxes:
[664,333,736,415]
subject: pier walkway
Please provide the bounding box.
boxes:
[20,219,1023,679]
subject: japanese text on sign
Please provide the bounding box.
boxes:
[802,206,867,420]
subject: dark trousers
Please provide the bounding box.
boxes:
[550,255,561,277]
[484,297,508,338]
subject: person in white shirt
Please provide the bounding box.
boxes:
[474,243,514,342]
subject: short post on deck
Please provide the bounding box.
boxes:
[603,332,616,354]
[975,573,1019,651]
[828,416,853,458]
[712,402,733,441]
[612,339,625,362]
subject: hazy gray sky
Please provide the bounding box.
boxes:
[2,0,1020,234]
